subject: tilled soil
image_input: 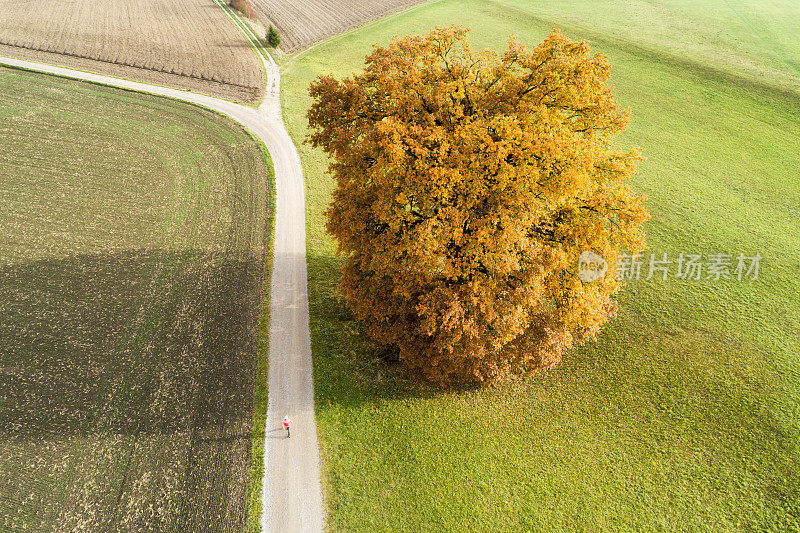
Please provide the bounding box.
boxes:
[251,0,430,52]
[0,0,264,104]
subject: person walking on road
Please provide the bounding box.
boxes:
[282,415,292,438]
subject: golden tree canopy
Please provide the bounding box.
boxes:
[308,26,649,385]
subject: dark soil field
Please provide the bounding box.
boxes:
[0,67,270,531]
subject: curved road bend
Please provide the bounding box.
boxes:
[0,56,324,532]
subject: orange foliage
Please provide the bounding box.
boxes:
[230,0,256,19]
[307,26,650,385]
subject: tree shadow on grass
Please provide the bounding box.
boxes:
[305,253,480,410]
[0,249,265,532]
[304,251,800,529]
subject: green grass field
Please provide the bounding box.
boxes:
[281,0,800,530]
[0,67,272,531]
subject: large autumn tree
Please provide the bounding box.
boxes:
[307,26,649,385]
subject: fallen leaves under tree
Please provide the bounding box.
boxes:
[307,26,649,385]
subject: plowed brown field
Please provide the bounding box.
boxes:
[0,0,264,104]
[251,0,429,52]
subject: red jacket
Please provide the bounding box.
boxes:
[282,418,292,428]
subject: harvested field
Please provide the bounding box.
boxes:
[0,67,271,531]
[0,0,264,104]
[250,0,429,52]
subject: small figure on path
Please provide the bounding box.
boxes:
[282,415,292,438]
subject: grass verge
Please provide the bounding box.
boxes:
[244,141,276,533]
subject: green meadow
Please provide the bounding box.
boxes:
[281,0,800,530]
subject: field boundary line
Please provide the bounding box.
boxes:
[0,40,260,90]
[0,46,261,108]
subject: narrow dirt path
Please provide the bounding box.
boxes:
[0,53,324,532]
